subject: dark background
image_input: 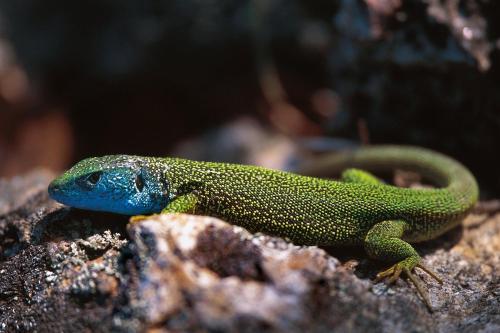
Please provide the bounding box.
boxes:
[0,0,498,195]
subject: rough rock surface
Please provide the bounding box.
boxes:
[0,171,499,332]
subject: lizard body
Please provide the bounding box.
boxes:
[48,145,479,309]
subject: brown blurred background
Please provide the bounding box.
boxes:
[0,0,499,195]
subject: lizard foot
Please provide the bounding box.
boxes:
[374,257,442,311]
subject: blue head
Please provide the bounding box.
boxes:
[48,155,171,215]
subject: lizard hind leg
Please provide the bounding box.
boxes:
[341,168,382,185]
[364,219,442,311]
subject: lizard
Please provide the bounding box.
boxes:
[47,145,479,310]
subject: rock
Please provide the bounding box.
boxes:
[0,170,499,332]
[121,214,346,332]
[0,170,129,332]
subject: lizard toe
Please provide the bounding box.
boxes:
[374,257,439,311]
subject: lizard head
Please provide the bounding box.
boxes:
[48,155,170,215]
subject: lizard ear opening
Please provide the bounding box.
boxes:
[135,173,145,192]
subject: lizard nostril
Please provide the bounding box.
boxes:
[48,182,60,196]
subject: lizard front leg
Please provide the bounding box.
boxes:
[364,219,442,310]
[161,193,198,214]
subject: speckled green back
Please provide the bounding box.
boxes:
[160,146,478,245]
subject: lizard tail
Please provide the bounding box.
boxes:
[298,145,479,210]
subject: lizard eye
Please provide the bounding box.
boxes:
[135,173,144,192]
[87,171,102,185]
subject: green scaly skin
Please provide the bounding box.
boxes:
[48,145,479,310]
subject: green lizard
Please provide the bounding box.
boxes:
[48,145,479,309]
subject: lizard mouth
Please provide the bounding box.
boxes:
[48,179,66,203]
